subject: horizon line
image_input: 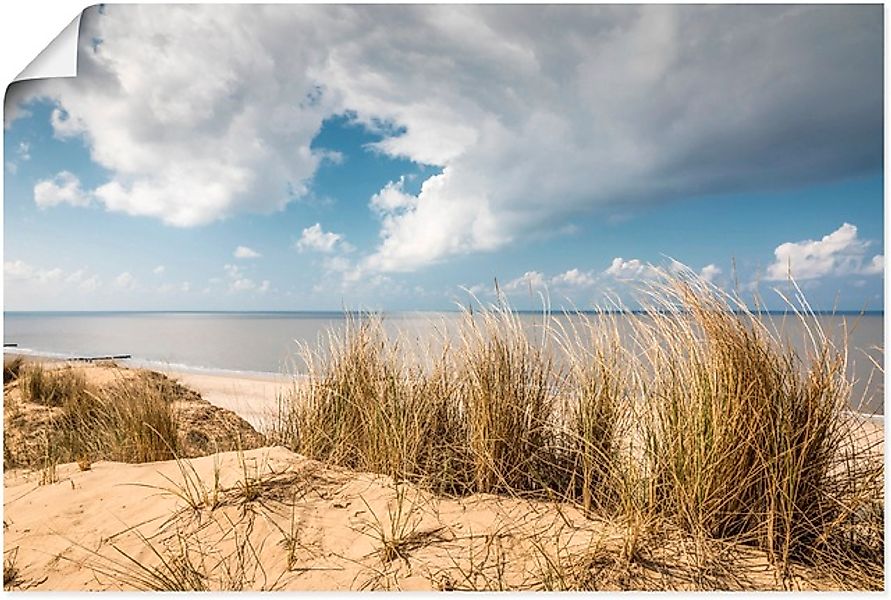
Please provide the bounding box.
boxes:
[4,309,885,316]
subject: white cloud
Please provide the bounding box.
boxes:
[862,254,884,275]
[5,142,30,174]
[370,177,417,215]
[230,278,256,292]
[222,263,267,293]
[80,275,101,292]
[159,280,193,294]
[114,271,136,290]
[318,149,344,165]
[40,268,64,283]
[65,269,85,284]
[477,261,666,299]
[551,268,596,288]
[296,223,351,253]
[360,170,505,273]
[234,245,262,259]
[33,171,92,209]
[5,261,107,296]
[153,265,166,275]
[603,259,722,285]
[765,223,882,281]
[323,255,352,273]
[604,257,658,281]
[504,271,546,291]
[4,260,34,280]
[13,6,336,227]
[700,264,722,283]
[4,260,62,283]
[5,5,878,270]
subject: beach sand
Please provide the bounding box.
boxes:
[2,360,883,591]
[155,367,294,431]
[3,445,834,592]
[3,446,616,591]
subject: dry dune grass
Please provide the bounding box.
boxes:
[270,269,884,588]
[3,364,265,471]
[638,279,878,570]
[2,269,883,590]
[6,364,180,468]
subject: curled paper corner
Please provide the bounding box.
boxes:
[15,13,81,82]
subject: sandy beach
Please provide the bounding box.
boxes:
[155,367,294,432]
[2,357,883,590]
[2,447,667,591]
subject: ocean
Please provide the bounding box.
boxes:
[3,311,884,414]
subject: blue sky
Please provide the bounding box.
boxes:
[3,5,884,312]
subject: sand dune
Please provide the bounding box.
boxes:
[3,446,839,592]
[3,447,613,591]
[2,359,881,591]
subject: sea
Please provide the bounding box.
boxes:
[3,311,885,414]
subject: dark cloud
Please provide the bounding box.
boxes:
[4,5,882,271]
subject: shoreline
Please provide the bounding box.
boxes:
[4,347,294,383]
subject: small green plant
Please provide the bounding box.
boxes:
[553,309,630,512]
[272,316,471,494]
[99,375,180,463]
[10,368,186,469]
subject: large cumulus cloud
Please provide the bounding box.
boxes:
[6,4,882,270]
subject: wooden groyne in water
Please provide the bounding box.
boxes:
[70,355,132,362]
[3,344,131,362]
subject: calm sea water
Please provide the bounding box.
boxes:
[3,311,884,414]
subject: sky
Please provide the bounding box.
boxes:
[3,4,884,312]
